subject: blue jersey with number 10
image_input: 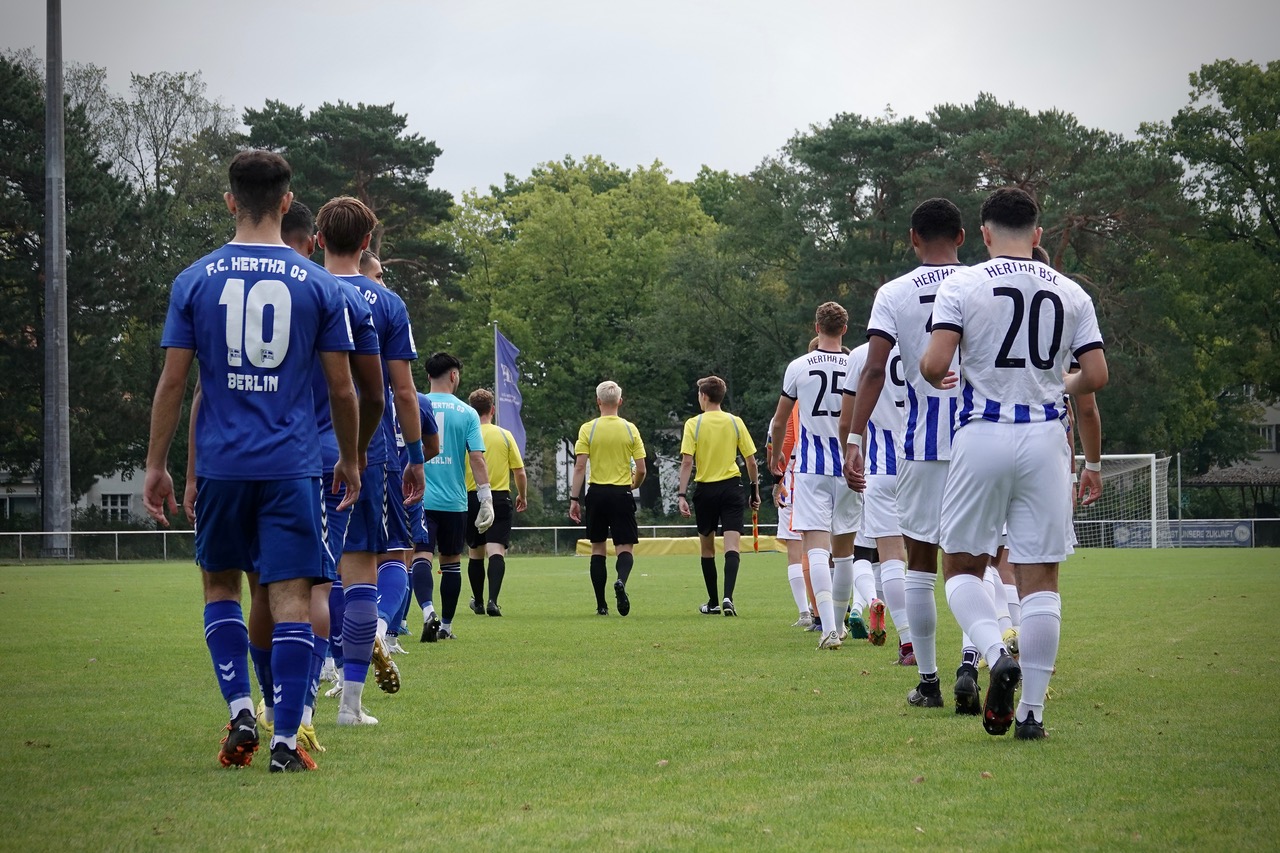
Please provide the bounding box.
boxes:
[162,242,354,480]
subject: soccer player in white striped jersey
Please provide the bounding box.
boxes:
[842,198,970,710]
[770,302,861,650]
[921,186,1108,740]
[842,342,908,658]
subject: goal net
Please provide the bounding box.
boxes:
[1072,454,1172,548]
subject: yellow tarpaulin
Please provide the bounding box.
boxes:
[575,536,785,556]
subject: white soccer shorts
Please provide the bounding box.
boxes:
[790,473,861,536]
[894,460,949,544]
[940,420,1072,564]
[776,502,801,541]
[861,473,901,540]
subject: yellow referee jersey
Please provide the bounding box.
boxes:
[575,416,645,486]
[465,422,524,493]
[680,410,757,483]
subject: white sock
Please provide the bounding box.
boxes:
[271,734,297,750]
[880,559,909,643]
[376,617,388,642]
[807,548,837,633]
[262,704,275,725]
[786,563,808,615]
[230,696,255,717]
[421,603,436,619]
[904,571,937,675]
[339,679,366,716]
[944,574,1005,668]
[986,566,1012,633]
[872,561,883,601]
[852,558,876,614]
[301,705,313,727]
[1016,591,1061,724]
[832,556,855,618]
[1003,583,1021,628]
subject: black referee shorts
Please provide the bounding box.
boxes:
[466,490,514,549]
[692,477,747,536]
[584,484,639,546]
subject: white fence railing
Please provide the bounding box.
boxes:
[2,519,1276,562]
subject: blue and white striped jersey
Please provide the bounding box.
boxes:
[843,343,905,476]
[931,257,1104,428]
[865,263,965,461]
[781,348,849,477]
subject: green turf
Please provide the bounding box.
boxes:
[1,549,1277,850]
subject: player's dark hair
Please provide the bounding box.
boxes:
[427,352,463,379]
[980,187,1040,231]
[359,249,380,272]
[910,198,963,242]
[228,150,291,224]
[316,196,378,255]
[1032,245,1051,265]
[697,375,727,405]
[468,388,494,416]
[280,200,314,246]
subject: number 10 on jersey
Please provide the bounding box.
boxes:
[219,278,293,368]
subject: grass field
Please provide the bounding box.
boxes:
[1,549,1278,851]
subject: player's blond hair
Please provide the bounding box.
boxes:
[815,301,848,336]
[596,380,622,406]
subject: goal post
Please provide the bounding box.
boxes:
[1072,454,1171,548]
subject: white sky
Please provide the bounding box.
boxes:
[4,0,1278,198]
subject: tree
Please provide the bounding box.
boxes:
[243,100,463,317]
[1157,59,1280,403]
[0,54,148,496]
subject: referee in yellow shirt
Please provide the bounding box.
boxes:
[568,380,646,616]
[677,376,761,616]
[464,389,527,617]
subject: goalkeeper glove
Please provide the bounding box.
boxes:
[475,484,495,533]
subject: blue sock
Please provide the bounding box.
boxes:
[440,562,462,623]
[395,572,413,628]
[329,579,345,667]
[204,601,251,707]
[342,583,378,684]
[248,643,273,709]
[412,558,434,610]
[376,560,409,626]
[307,635,329,710]
[270,622,314,745]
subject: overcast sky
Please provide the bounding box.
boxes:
[5,0,1278,198]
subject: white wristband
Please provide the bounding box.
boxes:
[477,484,493,502]
[1083,460,1102,472]
[845,433,863,449]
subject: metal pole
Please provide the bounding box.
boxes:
[41,0,73,559]
[1177,452,1183,547]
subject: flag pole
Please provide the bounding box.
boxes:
[493,321,499,421]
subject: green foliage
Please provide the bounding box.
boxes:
[242,99,464,315]
[0,54,149,495]
[1,551,1277,849]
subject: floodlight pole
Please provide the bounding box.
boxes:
[42,0,73,558]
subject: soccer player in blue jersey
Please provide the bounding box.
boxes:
[316,196,426,724]
[144,150,360,773]
[921,187,1108,739]
[416,353,493,639]
[841,198,978,711]
[770,302,861,650]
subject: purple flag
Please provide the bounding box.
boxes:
[494,327,527,455]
